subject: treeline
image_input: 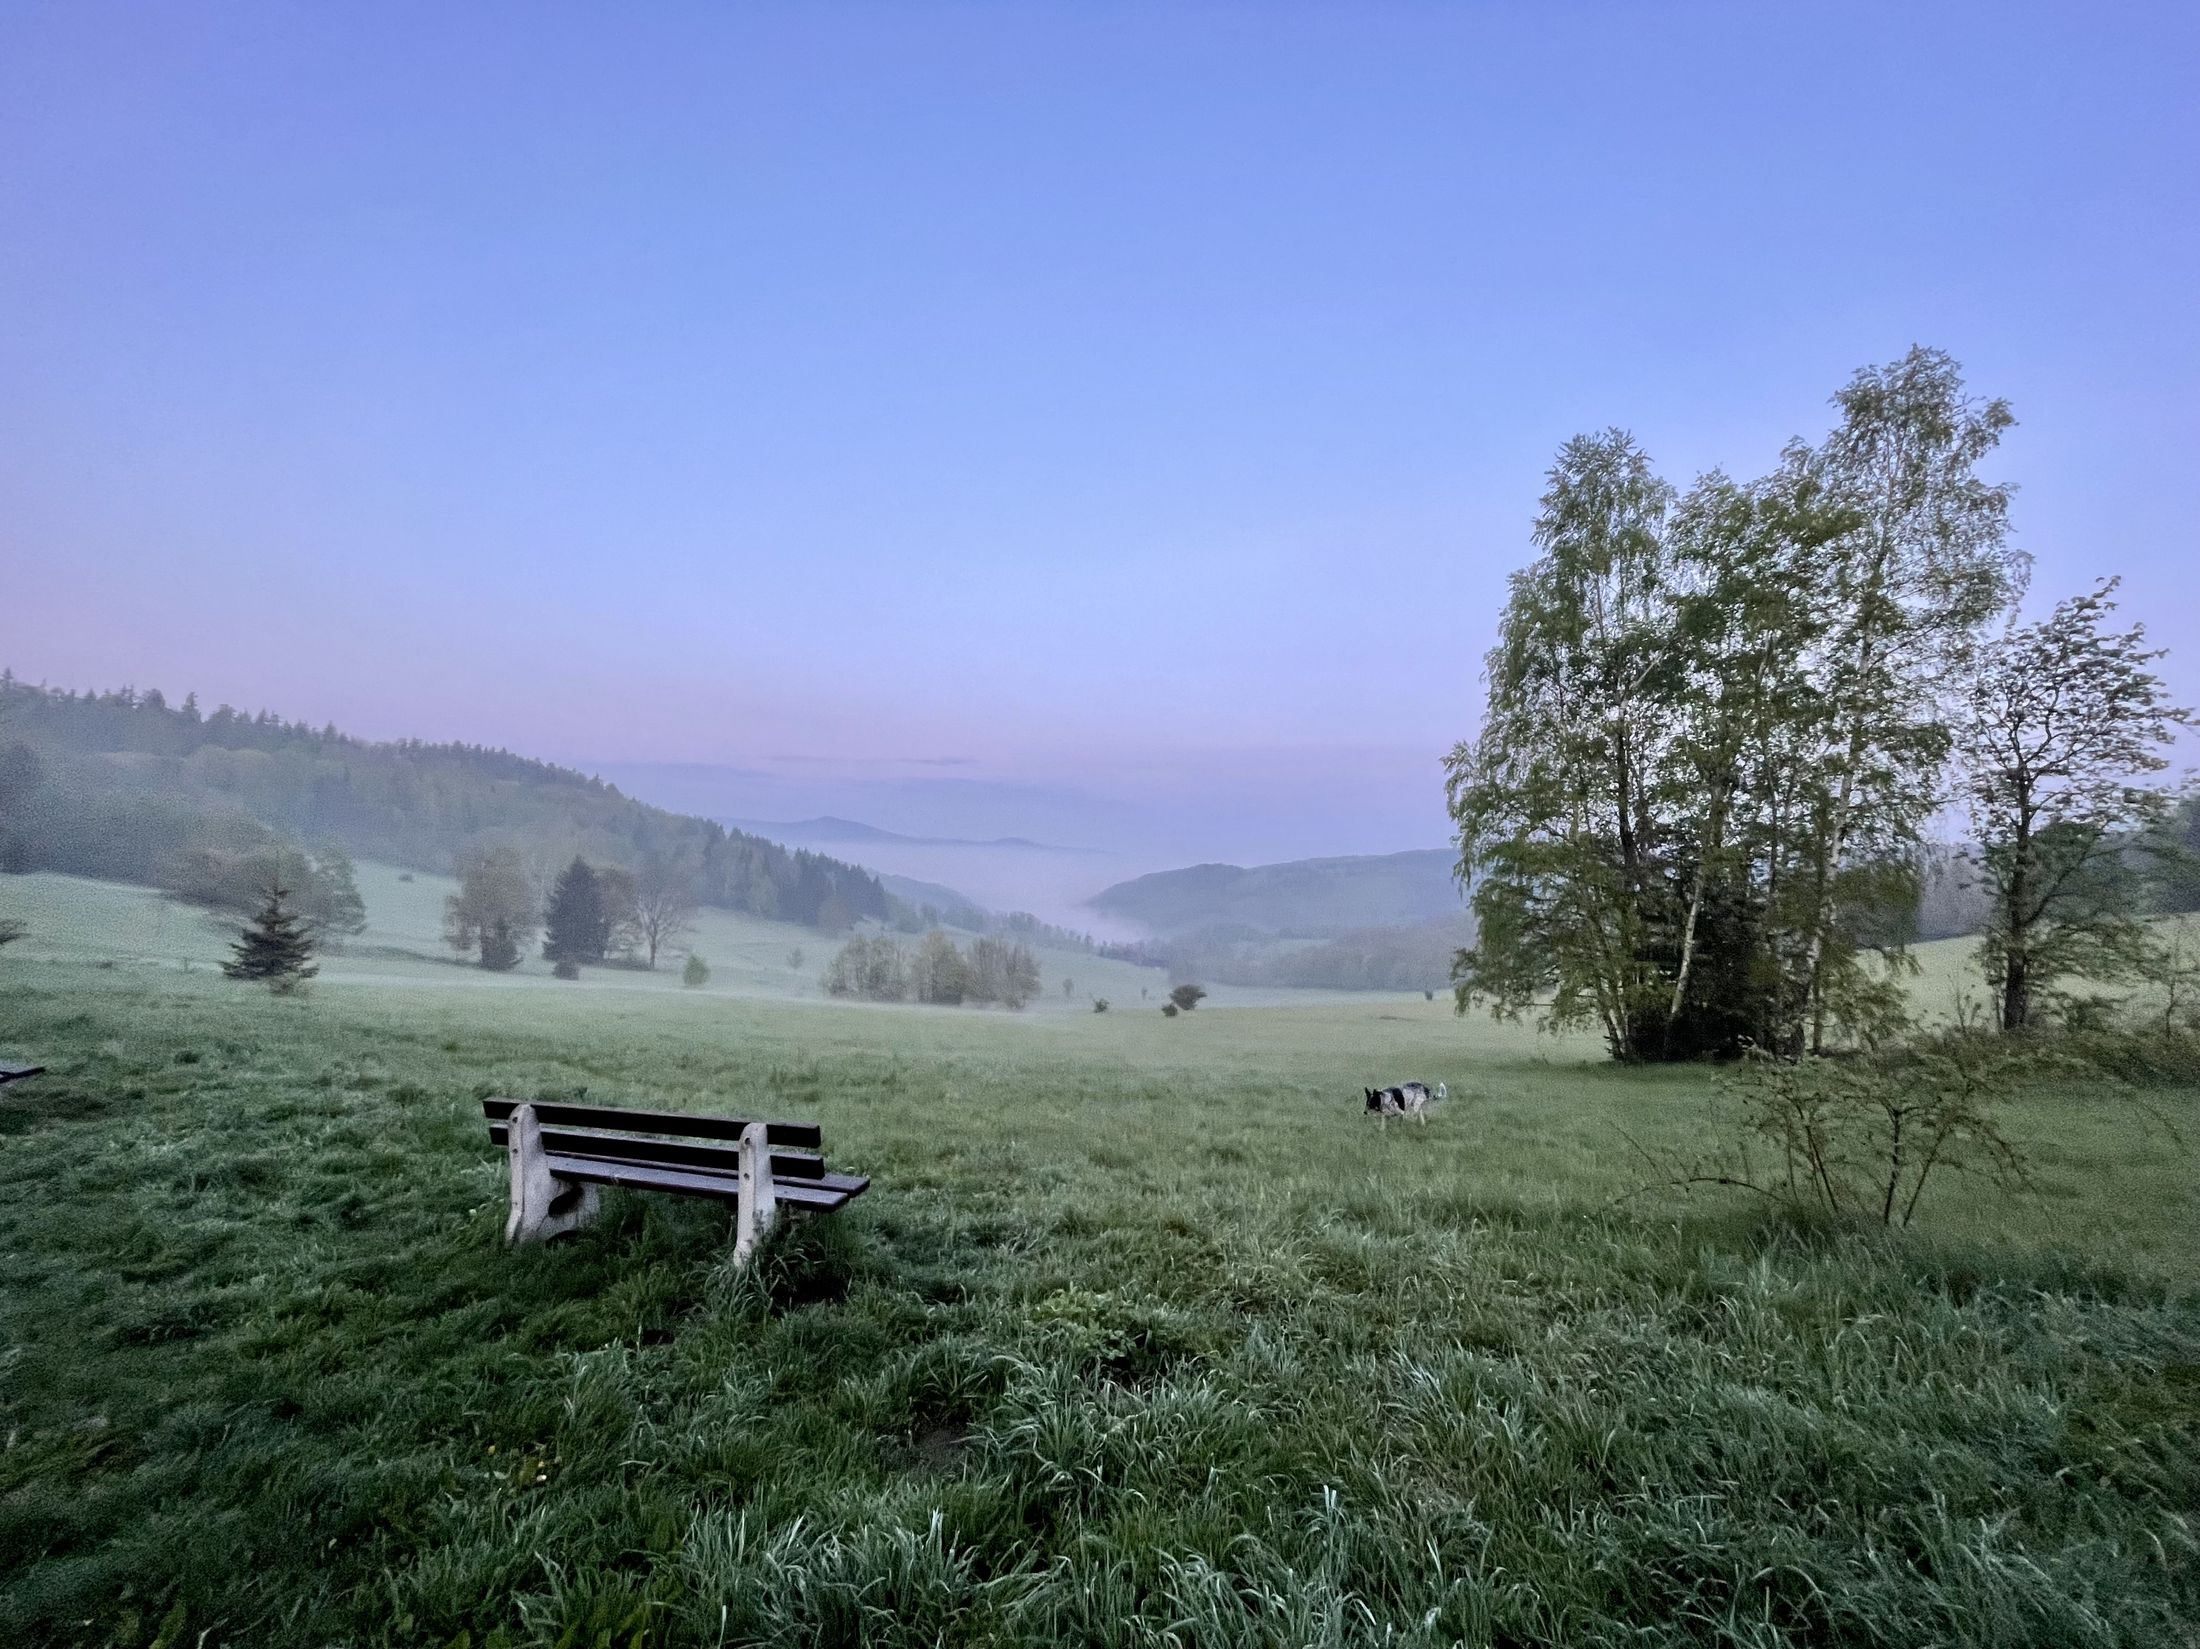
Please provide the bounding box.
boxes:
[822,931,1043,1008]
[1096,916,1472,993]
[0,677,895,931]
[1451,347,2195,1061]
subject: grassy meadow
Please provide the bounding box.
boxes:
[1,871,2195,1646]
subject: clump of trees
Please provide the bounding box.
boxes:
[821,930,1042,1008]
[222,882,319,994]
[445,843,536,970]
[162,839,366,941]
[1450,347,2190,1062]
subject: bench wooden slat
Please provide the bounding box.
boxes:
[481,1097,821,1150]
[486,1123,829,1181]
[540,1153,859,1211]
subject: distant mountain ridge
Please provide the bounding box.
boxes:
[730,815,1065,852]
[1088,849,1463,939]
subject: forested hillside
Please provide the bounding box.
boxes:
[1088,849,1461,938]
[0,676,893,929]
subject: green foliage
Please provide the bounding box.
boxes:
[1161,1001,1179,1017]
[1964,580,2194,1029]
[1168,983,1207,1012]
[444,841,537,966]
[542,856,610,965]
[1091,997,1109,1013]
[220,882,318,993]
[682,952,710,988]
[477,919,521,973]
[1451,349,2025,1060]
[821,933,910,1001]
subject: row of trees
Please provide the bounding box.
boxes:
[1450,347,2191,1060]
[444,848,699,973]
[821,931,1045,1008]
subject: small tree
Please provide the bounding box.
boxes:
[682,952,711,988]
[632,856,698,969]
[479,918,521,972]
[223,882,319,994]
[1092,997,1109,1013]
[1964,580,2193,1030]
[1168,983,1207,1013]
[301,844,368,939]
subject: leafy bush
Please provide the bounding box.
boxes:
[1161,1002,1179,1018]
[1091,998,1109,1013]
[551,957,580,981]
[682,953,710,988]
[1168,983,1207,1012]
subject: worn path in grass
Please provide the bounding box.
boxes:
[1,933,2197,1644]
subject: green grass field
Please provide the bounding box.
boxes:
[1,872,2195,1646]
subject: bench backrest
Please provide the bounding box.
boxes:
[479,1097,822,1151]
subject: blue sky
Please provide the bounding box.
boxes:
[4,1,2195,865]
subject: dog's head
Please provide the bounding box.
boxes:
[1364,1087,1382,1112]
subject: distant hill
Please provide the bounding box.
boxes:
[1088,849,1463,939]
[0,676,896,931]
[732,815,1065,852]
[875,871,989,929]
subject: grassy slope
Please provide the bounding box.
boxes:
[0,876,2195,1646]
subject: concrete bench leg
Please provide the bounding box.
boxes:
[733,1120,778,1268]
[505,1102,602,1244]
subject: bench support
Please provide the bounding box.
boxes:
[504,1102,603,1244]
[734,1120,778,1268]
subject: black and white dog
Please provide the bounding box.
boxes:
[1364,1081,1446,1126]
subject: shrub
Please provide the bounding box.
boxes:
[1666,1024,2036,1227]
[478,919,521,972]
[1091,998,1108,1013]
[1168,983,1206,1012]
[1161,1002,1179,1018]
[683,953,710,988]
[552,958,581,981]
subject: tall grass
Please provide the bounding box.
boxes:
[0,955,2194,1646]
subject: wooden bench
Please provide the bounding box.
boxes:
[0,1062,44,1087]
[481,1097,869,1259]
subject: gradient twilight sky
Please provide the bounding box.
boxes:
[4,1,2196,866]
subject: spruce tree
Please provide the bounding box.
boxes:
[541,856,607,967]
[223,882,319,993]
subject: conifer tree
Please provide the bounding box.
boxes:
[541,857,608,966]
[223,882,319,993]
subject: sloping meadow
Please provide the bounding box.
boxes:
[0,968,2193,1647]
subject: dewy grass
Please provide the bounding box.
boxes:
[0,949,2195,1646]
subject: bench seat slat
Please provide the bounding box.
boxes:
[481,1097,820,1150]
[540,1153,860,1210]
[486,1123,828,1181]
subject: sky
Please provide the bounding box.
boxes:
[4,1,2196,870]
